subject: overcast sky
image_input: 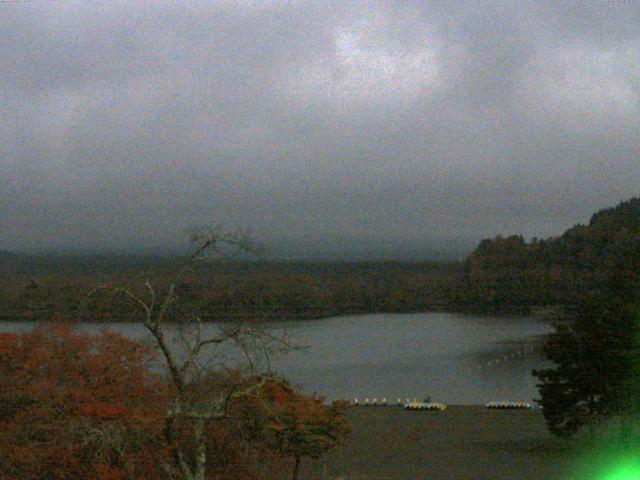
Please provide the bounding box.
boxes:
[1,0,638,258]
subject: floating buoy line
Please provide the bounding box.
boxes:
[465,345,537,372]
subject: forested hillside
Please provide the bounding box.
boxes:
[462,197,640,310]
[0,257,461,322]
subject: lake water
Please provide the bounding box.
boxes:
[0,312,551,405]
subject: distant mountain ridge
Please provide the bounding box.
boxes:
[0,252,182,275]
[0,235,476,265]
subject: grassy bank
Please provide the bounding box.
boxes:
[298,406,573,480]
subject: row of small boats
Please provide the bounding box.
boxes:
[345,398,532,410]
[404,402,447,411]
[485,401,532,409]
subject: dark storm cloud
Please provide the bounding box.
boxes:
[1,0,638,257]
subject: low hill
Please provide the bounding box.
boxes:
[462,196,640,310]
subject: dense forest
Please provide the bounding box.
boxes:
[0,256,462,322]
[2,196,639,322]
[463,197,640,311]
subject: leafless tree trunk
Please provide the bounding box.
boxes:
[292,454,301,480]
[94,227,287,480]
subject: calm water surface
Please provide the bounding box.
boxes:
[0,312,551,405]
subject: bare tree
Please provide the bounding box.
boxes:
[93,226,288,480]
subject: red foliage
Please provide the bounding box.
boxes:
[0,326,350,480]
[252,380,350,471]
[0,324,169,480]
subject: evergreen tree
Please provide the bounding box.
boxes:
[533,284,640,438]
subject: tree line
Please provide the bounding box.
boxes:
[462,197,640,311]
[0,258,463,323]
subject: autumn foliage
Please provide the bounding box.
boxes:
[0,326,349,480]
[0,324,169,480]
[237,379,350,480]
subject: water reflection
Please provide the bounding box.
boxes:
[0,312,551,404]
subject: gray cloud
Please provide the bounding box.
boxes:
[1,0,639,258]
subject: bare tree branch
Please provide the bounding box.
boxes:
[98,225,279,480]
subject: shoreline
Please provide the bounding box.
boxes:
[0,303,564,323]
